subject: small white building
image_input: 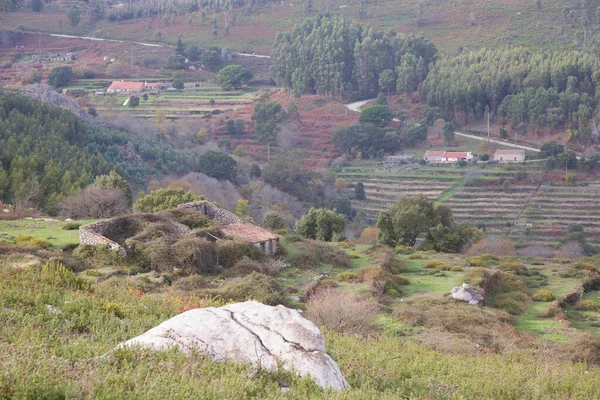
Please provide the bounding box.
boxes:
[443,151,473,162]
[495,149,525,163]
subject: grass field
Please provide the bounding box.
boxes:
[0,219,95,248]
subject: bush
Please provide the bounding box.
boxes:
[287,241,352,269]
[161,208,210,229]
[498,261,521,273]
[301,279,338,301]
[62,222,82,230]
[305,289,380,335]
[217,240,265,269]
[337,271,358,282]
[73,244,123,267]
[171,238,218,274]
[225,257,284,278]
[450,265,464,272]
[538,301,562,318]
[210,272,285,305]
[532,289,555,302]
[395,245,414,255]
[425,260,450,270]
[575,262,598,272]
[357,265,409,296]
[408,253,423,259]
[14,235,52,249]
[576,300,599,311]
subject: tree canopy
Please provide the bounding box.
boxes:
[332,124,401,158]
[359,105,393,128]
[295,208,346,242]
[134,188,205,212]
[47,66,73,88]
[197,150,238,182]
[251,101,287,145]
[271,15,437,97]
[376,194,481,251]
[216,65,253,90]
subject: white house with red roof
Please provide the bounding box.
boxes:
[423,150,473,163]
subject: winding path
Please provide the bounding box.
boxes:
[344,99,541,152]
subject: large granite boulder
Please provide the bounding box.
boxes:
[117,301,349,391]
[451,283,485,306]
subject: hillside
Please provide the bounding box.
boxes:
[0,0,595,54]
[3,216,600,398]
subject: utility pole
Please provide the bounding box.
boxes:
[487,110,490,143]
[131,43,134,72]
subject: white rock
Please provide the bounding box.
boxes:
[46,304,62,313]
[451,283,485,306]
[117,301,349,390]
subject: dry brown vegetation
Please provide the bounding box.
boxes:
[305,289,380,336]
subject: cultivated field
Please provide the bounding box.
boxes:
[336,162,600,250]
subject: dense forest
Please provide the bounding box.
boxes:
[421,47,600,137]
[0,92,197,213]
[270,15,437,97]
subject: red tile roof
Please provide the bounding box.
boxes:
[444,152,469,159]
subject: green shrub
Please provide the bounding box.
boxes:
[100,302,126,318]
[337,271,358,282]
[408,253,423,259]
[315,242,352,268]
[450,265,464,272]
[210,272,285,305]
[498,261,521,273]
[14,235,52,249]
[576,300,599,311]
[425,260,444,269]
[381,251,406,273]
[349,253,361,259]
[62,222,82,230]
[395,246,414,255]
[85,269,102,277]
[217,240,265,269]
[41,261,91,291]
[161,208,210,229]
[532,289,555,302]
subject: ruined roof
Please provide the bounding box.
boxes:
[178,201,278,244]
[108,81,144,91]
[423,151,446,157]
[444,152,469,158]
[220,222,279,244]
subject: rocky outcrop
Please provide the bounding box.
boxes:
[451,283,485,306]
[117,301,349,391]
[20,84,100,125]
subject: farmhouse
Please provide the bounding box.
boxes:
[107,81,145,94]
[443,152,472,162]
[178,201,279,255]
[423,151,446,163]
[423,151,473,163]
[495,149,525,163]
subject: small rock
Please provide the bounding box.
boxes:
[451,283,485,306]
[289,295,300,302]
[46,304,63,313]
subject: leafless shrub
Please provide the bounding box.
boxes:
[59,187,129,219]
[305,289,380,335]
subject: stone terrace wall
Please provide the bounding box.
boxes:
[178,201,241,225]
[79,221,127,257]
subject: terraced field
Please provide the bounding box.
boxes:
[336,162,600,249]
[67,79,260,119]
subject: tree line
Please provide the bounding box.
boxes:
[421,47,600,136]
[271,15,437,98]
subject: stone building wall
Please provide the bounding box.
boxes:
[79,221,126,257]
[178,201,241,225]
